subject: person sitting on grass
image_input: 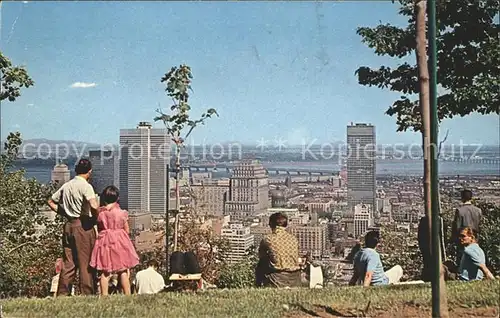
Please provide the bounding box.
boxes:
[256,212,302,288]
[349,230,403,287]
[457,227,495,281]
[134,260,166,294]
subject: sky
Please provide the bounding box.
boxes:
[1,1,498,146]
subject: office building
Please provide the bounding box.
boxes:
[128,212,153,232]
[51,163,71,189]
[249,225,271,249]
[347,123,376,211]
[224,160,269,221]
[191,179,229,216]
[89,150,119,194]
[270,188,287,208]
[221,223,254,263]
[289,224,328,259]
[119,122,170,214]
[353,203,374,238]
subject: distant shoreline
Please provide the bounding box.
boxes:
[16,160,500,185]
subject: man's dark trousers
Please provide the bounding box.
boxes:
[57,217,97,296]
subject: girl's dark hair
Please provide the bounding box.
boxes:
[101,185,119,204]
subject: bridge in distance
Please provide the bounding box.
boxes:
[186,156,500,176]
[186,163,339,176]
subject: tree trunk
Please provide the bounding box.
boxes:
[415,1,449,316]
[415,0,431,253]
[173,142,181,252]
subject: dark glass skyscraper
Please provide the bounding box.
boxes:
[347,123,376,212]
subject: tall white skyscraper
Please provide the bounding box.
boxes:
[347,123,376,211]
[89,150,119,194]
[119,122,170,214]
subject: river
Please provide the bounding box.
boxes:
[19,159,499,184]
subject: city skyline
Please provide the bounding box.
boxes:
[1,1,499,146]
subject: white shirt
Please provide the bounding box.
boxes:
[51,176,96,218]
[134,267,165,294]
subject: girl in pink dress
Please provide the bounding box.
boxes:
[90,185,139,295]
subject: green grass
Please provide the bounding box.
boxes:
[1,281,499,317]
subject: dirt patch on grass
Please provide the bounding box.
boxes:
[285,304,498,317]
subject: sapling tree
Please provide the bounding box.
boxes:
[154,64,218,251]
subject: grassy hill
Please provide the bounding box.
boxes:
[1,281,498,317]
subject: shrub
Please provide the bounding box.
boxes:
[0,132,63,298]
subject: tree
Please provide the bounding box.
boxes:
[136,216,229,284]
[1,51,34,102]
[441,200,500,276]
[216,248,258,289]
[354,2,500,315]
[0,55,61,297]
[0,132,63,297]
[355,0,499,132]
[155,64,218,251]
[176,217,230,283]
[378,226,423,281]
[475,202,500,275]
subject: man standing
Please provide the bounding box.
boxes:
[453,189,482,264]
[256,212,302,288]
[47,159,99,296]
[349,231,403,287]
[134,260,166,294]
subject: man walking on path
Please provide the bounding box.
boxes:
[47,159,99,296]
[453,189,482,264]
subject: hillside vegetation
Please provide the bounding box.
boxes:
[1,281,498,317]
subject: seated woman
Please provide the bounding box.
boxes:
[458,227,495,281]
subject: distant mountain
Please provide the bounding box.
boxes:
[6,138,106,157]
[23,138,102,147]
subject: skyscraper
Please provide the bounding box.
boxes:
[89,150,119,194]
[119,122,170,214]
[224,160,269,221]
[346,123,376,212]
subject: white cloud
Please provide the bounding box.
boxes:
[22,1,29,3]
[27,103,34,107]
[70,82,97,89]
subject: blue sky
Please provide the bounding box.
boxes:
[1,1,498,146]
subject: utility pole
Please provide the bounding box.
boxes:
[428,0,449,316]
[165,164,170,275]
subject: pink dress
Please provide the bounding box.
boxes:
[90,204,139,273]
